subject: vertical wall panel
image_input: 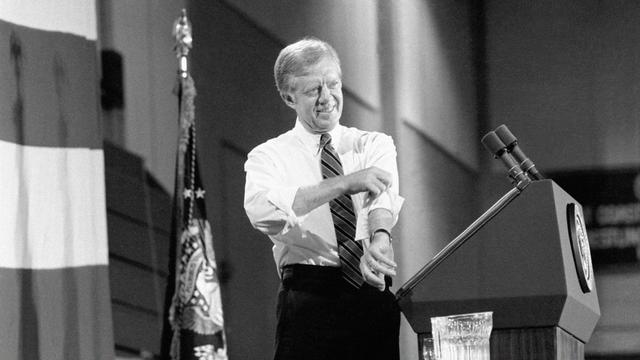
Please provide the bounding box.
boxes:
[381,2,482,358]
[226,0,381,111]
[395,0,479,170]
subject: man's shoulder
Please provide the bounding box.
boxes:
[341,125,395,149]
[248,128,298,156]
[342,124,391,138]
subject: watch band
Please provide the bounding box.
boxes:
[371,228,392,242]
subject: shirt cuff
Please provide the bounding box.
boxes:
[355,191,404,242]
[265,186,307,234]
[368,191,404,225]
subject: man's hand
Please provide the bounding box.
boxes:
[360,231,396,291]
[343,167,392,199]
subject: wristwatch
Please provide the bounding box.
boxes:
[370,228,392,243]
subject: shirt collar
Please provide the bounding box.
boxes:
[293,119,343,154]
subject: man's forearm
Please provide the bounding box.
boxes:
[368,208,393,234]
[292,176,346,216]
[292,166,393,216]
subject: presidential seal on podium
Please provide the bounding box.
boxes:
[567,203,595,293]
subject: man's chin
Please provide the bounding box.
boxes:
[317,116,339,129]
[310,121,338,134]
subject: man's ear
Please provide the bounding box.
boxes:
[281,92,296,108]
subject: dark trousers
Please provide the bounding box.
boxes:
[274,264,400,360]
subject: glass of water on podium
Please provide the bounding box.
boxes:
[430,311,493,360]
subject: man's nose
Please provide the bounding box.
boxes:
[318,84,330,103]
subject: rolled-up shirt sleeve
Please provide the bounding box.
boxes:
[244,147,307,236]
[360,133,404,226]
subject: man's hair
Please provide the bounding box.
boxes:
[273,37,341,96]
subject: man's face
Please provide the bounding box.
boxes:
[284,57,343,134]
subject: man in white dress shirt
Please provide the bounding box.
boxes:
[244,37,403,360]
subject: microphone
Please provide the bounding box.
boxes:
[494,125,544,180]
[481,131,531,188]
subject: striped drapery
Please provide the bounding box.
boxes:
[0,2,114,359]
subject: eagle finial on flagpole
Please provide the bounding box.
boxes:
[172,8,196,143]
[173,9,192,78]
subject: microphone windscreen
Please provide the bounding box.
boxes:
[495,124,517,146]
[481,131,506,155]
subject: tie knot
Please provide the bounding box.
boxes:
[320,133,332,149]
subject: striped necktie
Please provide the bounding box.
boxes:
[320,133,364,288]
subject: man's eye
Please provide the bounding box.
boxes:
[305,88,319,96]
[329,81,340,89]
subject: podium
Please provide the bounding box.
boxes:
[396,180,600,359]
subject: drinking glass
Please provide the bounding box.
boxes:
[430,311,492,360]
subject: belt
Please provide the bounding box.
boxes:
[280,264,392,293]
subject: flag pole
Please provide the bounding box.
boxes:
[168,9,193,359]
[172,8,193,229]
[164,9,229,360]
